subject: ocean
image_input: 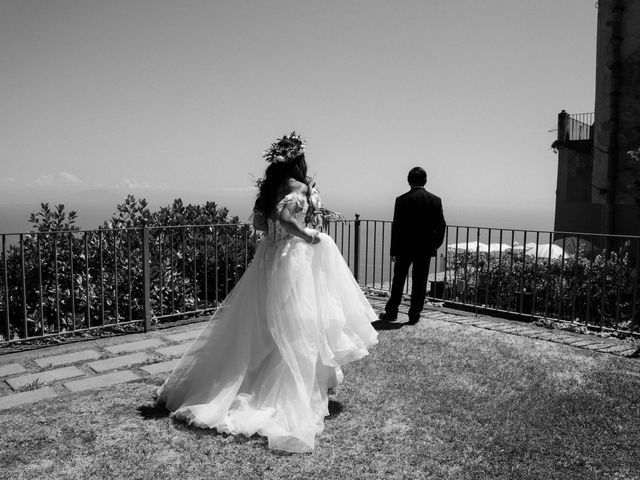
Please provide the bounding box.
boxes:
[0,197,554,235]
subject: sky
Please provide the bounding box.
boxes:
[0,0,598,233]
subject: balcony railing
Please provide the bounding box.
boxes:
[2,219,639,345]
[557,110,594,142]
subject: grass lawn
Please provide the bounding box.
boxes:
[2,316,640,480]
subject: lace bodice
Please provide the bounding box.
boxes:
[266,191,309,242]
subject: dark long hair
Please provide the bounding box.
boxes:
[254,154,309,216]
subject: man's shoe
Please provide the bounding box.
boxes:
[407,315,421,325]
[379,312,398,322]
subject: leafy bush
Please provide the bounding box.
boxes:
[444,244,638,330]
[0,197,256,341]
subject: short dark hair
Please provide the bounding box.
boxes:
[407,167,427,186]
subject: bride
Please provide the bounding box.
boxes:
[158,132,378,452]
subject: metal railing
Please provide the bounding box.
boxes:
[2,218,639,345]
[557,111,594,142]
[146,224,256,322]
[351,220,640,333]
[0,224,255,344]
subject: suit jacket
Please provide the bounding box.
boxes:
[390,187,446,258]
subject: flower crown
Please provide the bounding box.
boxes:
[262,131,306,164]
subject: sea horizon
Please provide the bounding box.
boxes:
[0,193,555,235]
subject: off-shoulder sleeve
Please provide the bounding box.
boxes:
[274,191,306,216]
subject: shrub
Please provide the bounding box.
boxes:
[444,244,637,330]
[0,197,256,341]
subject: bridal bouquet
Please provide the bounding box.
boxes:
[305,184,344,230]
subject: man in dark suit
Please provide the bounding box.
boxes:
[380,167,446,325]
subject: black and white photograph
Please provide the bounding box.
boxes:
[1,1,639,478]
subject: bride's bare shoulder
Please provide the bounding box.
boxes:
[282,178,308,195]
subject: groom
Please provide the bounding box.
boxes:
[379,167,446,325]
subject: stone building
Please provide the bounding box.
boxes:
[553,0,640,236]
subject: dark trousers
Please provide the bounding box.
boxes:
[385,255,431,318]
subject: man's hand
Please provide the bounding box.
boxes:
[391,256,396,263]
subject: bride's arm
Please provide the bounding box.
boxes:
[279,206,320,244]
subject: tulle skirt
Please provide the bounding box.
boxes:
[157,232,378,452]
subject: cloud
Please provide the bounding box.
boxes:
[33,172,85,187]
[24,173,173,192]
[34,174,54,186]
[0,177,16,185]
[222,186,255,193]
[58,171,84,185]
[114,178,172,190]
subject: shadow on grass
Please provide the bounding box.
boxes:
[137,402,170,420]
[371,319,405,330]
[327,399,344,419]
[140,397,344,453]
[170,415,271,450]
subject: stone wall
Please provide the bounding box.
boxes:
[554,141,604,233]
[592,0,640,234]
[556,143,594,203]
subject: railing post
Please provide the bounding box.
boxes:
[354,214,361,282]
[142,226,152,332]
[558,109,569,143]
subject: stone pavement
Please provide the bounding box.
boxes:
[1,297,638,412]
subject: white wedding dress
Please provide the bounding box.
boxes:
[157,190,378,452]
